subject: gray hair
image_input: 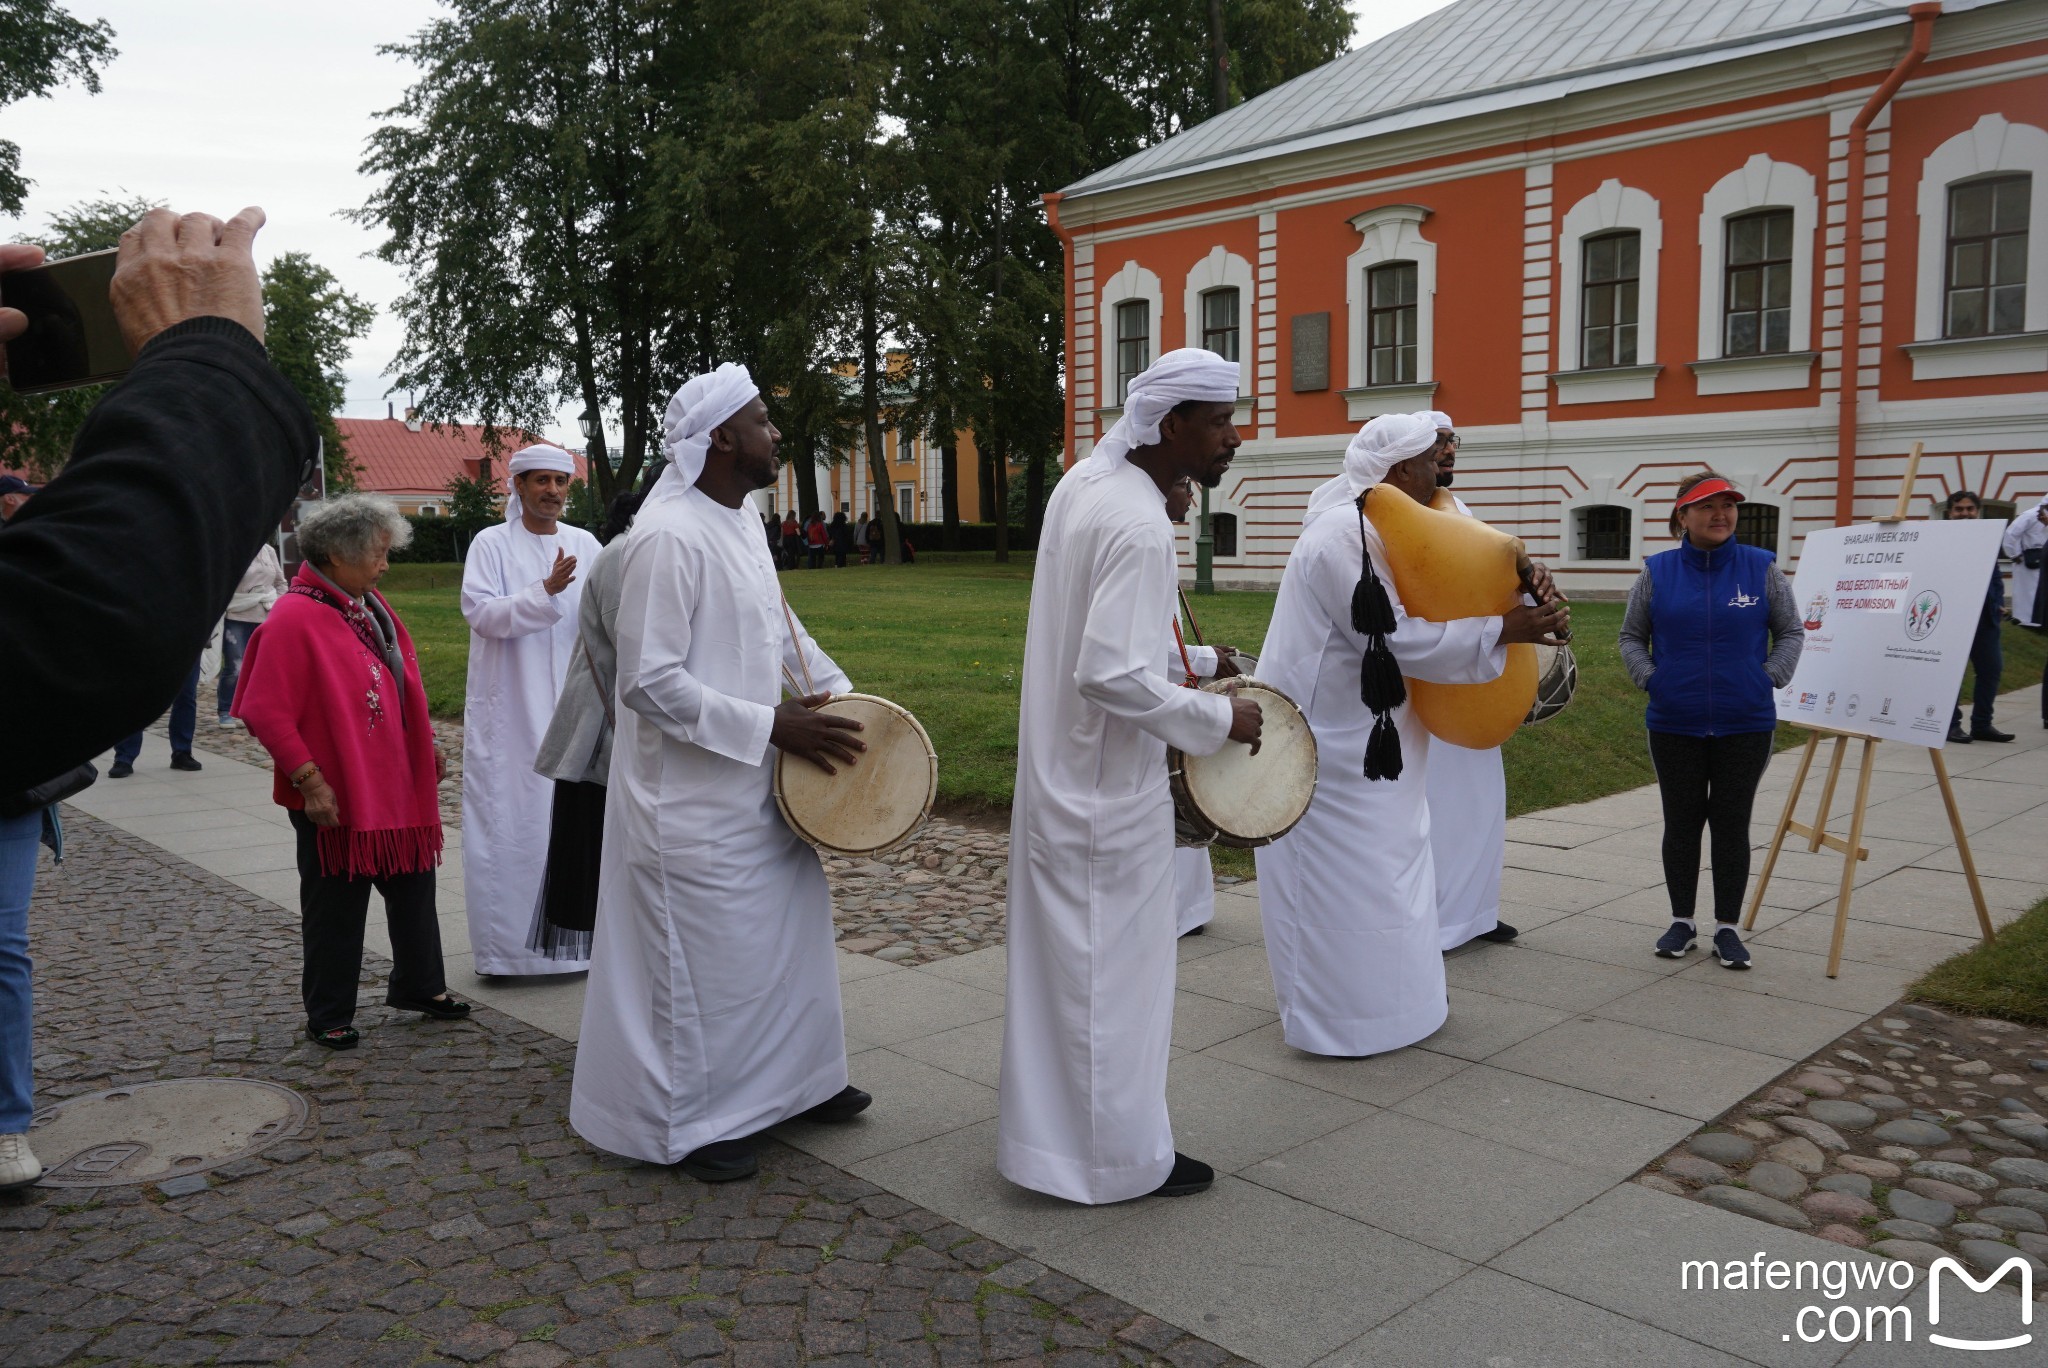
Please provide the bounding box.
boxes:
[296,493,413,567]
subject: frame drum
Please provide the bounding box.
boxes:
[1523,644,1578,726]
[1167,679,1318,849]
[774,693,938,858]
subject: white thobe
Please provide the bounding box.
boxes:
[2002,502,2047,626]
[1166,643,1220,937]
[570,486,852,1164]
[999,460,1234,1204]
[461,518,604,975]
[1254,504,1505,1056]
[1427,497,1508,949]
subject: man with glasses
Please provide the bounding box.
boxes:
[1944,490,2013,744]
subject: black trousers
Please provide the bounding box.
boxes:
[1647,731,1776,924]
[292,811,448,1031]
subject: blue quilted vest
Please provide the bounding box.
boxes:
[1643,537,1780,737]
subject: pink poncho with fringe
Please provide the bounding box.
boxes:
[234,565,443,878]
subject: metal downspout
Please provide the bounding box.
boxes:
[1835,3,1940,525]
[1042,192,1078,471]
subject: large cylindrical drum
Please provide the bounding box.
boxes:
[1167,679,1318,849]
[1363,485,1538,750]
[774,693,937,857]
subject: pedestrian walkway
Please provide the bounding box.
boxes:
[54,691,2048,1366]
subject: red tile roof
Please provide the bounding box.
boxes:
[337,417,587,497]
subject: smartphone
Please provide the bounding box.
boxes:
[1,248,129,394]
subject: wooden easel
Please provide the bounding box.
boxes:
[1742,444,1997,976]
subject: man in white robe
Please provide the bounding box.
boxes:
[1254,415,1567,1057]
[999,349,1262,1205]
[571,364,872,1183]
[460,444,605,976]
[2001,494,2047,627]
[1418,410,1519,950]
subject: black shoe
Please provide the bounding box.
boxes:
[108,761,134,779]
[1476,922,1519,943]
[680,1138,757,1183]
[1971,726,2015,743]
[1180,925,1206,937]
[1947,724,1973,744]
[1153,1152,1214,1197]
[389,993,471,1021]
[794,1085,871,1124]
[169,752,202,772]
[306,1024,359,1051]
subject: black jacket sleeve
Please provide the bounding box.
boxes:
[0,316,317,791]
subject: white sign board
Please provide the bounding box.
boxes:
[1775,520,2006,747]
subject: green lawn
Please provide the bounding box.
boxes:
[375,558,2047,825]
[1910,896,2048,1026]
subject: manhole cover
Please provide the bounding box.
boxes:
[28,1078,309,1187]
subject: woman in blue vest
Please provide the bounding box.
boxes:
[1618,473,1803,968]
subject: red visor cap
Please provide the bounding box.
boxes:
[1674,477,1745,510]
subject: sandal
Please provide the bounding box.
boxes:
[306,1025,359,1050]
[388,994,471,1021]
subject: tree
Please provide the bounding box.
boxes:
[262,252,375,494]
[0,193,156,478]
[0,0,116,215]
[444,470,501,532]
[358,0,706,506]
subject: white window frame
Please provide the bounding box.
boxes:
[1554,180,1662,404]
[1908,114,2048,380]
[896,483,915,526]
[1183,246,1255,394]
[1691,155,1819,394]
[1558,481,1646,567]
[1342,204,1436,399]
[1098,260,1163,412]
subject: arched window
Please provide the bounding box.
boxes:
[1115,299,1151,404]
[1366,262,1419,384]
[1200,287,1240,361]
[1722,210,1794,356]
[1576,505,1633,561]
[1909,115,2048,378]
[1580,232,1641,368]
[1554,180,1662,403]
[1209,511,1238,559]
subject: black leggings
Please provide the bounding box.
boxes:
[1647,731,1775,924]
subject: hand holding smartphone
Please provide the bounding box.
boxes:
[1,249,128,394]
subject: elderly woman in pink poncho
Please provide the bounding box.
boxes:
[234,494,467,1049]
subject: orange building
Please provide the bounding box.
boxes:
[1048,0,2048,590]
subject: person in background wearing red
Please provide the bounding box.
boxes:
[805,510,828,569]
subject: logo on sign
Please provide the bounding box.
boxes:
[1798,691,1819,712]
[1905,591,1943,641]
[1803,593,1829,631]
[1825,691,1837,715]
[1846,695,1860,719]
[1879,697,1893,719]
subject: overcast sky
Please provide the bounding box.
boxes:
[6,0,1457,446]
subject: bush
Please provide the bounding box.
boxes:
[390,515,478,563]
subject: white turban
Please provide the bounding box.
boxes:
[1074,347,1240,485]
[646,363,761,508]
[1302,413,1440,525]
[503,443,576,520]
[1424,410,1453,430]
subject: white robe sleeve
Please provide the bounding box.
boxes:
[462,533,566,639]
[1315,530,1506,686]
[1160,640,1217,680]
[2003,509,2039,558]
[614,531,777,766]
[1076,531,1234,756]
[779,603,853,697]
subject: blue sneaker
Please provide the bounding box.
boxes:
[1713,926,1751,969]
[1654,920,1696,959]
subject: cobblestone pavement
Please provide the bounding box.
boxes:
[1636,1002,2048,1296]
[156,721,1143,969]
[0,812,1249,1368]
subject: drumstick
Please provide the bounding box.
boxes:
[777,594,819,697]
[781,664,805,698]
[1177,587,1207,647]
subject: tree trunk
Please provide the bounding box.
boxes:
[792,431,821,520]
[860,247,901,564]
[940,436,960,550]
[991,438,1010,563]
[1025,444,1047,545]
[1209,0,1229,117]
[978,446,997,522]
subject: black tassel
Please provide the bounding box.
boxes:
[1364,715,1404,781]
[1359,642,1406,712]
[1354,501,1405,781]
